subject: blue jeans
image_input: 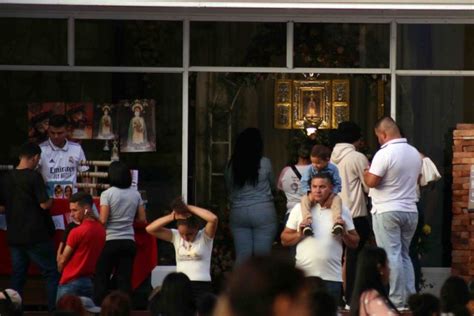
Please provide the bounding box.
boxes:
[230,201,277,265]
[10,241,60,312]
[57,277,93,302]
[372,211,418,308]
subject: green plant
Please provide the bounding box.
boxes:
[415,224,432,258]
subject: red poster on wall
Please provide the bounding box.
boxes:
[27,102,65,143]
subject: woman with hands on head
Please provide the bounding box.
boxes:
[146,197,218,302]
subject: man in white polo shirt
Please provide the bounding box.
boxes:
[38,114,88,198]
[364,116,422,309]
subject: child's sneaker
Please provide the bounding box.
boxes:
[331,223,344,236]
[302,225,314,236]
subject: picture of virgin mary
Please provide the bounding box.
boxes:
[304,92,320,118]
[97,105,114,139]
[128,102,148,146]
[119,99,156,153]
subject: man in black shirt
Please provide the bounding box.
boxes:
[0,142,59,312]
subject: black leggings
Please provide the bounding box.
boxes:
[93,239,136,305]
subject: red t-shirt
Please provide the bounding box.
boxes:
[60,220,106,285]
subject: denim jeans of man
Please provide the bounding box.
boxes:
[10,241,60,312]
[230,201,277,265]
[372,211,418,308]
[324,280,342,307]
[57,277,93,302]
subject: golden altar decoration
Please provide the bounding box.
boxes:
[274,78,350,130]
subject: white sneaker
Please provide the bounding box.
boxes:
[344,304,350,310]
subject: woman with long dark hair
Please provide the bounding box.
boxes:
[93,161,146,304]
[350,246,399,316]
[225,127,277,264]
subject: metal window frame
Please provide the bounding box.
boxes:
[1,10,474,199]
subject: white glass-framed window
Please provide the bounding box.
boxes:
[1,12,473,267]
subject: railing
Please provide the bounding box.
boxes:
[77,160,112,195]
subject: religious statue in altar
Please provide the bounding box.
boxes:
[306,94,319,118]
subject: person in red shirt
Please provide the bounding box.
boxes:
[56,192,105,302]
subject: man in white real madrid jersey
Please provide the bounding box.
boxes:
[38,114,88,198]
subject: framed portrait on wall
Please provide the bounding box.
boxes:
[27,102,65,143]
[94,103,117,140]
[274,78,351,130]
[119,99,157,153]
[66,102,94,139]
[300,87,324,119]
[293,80,331,129]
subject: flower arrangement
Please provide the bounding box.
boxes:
[416,224,432,258]
[416,223,435,290]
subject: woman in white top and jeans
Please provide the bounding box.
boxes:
[146,197,218,302]
[93,161,146,304]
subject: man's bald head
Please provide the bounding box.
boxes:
[374,116,402,145]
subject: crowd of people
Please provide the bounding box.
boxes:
[0,114,148,313]
[0,114,460,316]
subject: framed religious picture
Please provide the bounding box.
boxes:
[27,102,65,143]
[293,80,331,129]
[93,103,117,140]
[119,99,157,153]
[66,102,94,139]
[300,87,324,120]
[28,102,65,144]
[274,78,351,130]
